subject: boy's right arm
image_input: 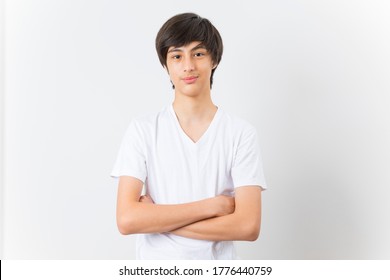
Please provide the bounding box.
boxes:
[116,176,234,235]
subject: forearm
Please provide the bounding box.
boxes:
[170,212,260,241]
[170,186,262,241]
[118,198,215,234]
[117,176,234,235]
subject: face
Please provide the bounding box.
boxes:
[165,41,215,97]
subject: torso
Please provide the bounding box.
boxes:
[122,104,263,259]
[178,122,211,143]
[172,103,218,143]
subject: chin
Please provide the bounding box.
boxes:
[177,87,201,97]
[179,83,210,97]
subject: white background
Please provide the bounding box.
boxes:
[1,0,390,259]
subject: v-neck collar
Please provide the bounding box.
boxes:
[169,103,222,145]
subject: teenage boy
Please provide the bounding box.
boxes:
[111,13,267,259]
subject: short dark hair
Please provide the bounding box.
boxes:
[155,13,223,88]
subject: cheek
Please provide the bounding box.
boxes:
[199,64,213,77]
[166,64,180,79]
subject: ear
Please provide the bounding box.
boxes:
[212,63,218,70]
[164,65,170,74]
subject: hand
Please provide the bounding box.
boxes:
[139,194,154,204]
[214,195,235,216]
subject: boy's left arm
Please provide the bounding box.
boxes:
[169,186,262,241]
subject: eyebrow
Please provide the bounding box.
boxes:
[167,43,207,53]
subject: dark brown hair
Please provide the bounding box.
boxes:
[155,13,223,88]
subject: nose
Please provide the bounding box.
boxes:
[183,56,195,72]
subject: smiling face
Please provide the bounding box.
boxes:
[166,41,215,98]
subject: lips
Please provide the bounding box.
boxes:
[182,76,198,84]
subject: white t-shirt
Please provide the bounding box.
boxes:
[111,104,267,259]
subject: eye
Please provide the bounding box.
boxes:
[194,52,205,57]
[171,54,181,59]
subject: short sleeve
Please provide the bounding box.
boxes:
[231,126,267,190]
[110,120,147,183]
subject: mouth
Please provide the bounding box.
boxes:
[182,76,198,84]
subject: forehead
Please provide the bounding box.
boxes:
[167,41,207,52]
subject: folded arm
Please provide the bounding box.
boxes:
[169,186,262,241]
[116,176,235,235]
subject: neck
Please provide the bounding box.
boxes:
[172,91,217,123]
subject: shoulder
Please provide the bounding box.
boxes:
[220,109,257,136]
[128,106,170,131]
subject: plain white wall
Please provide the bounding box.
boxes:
[0,0,5,260]
[1,0,390,259]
